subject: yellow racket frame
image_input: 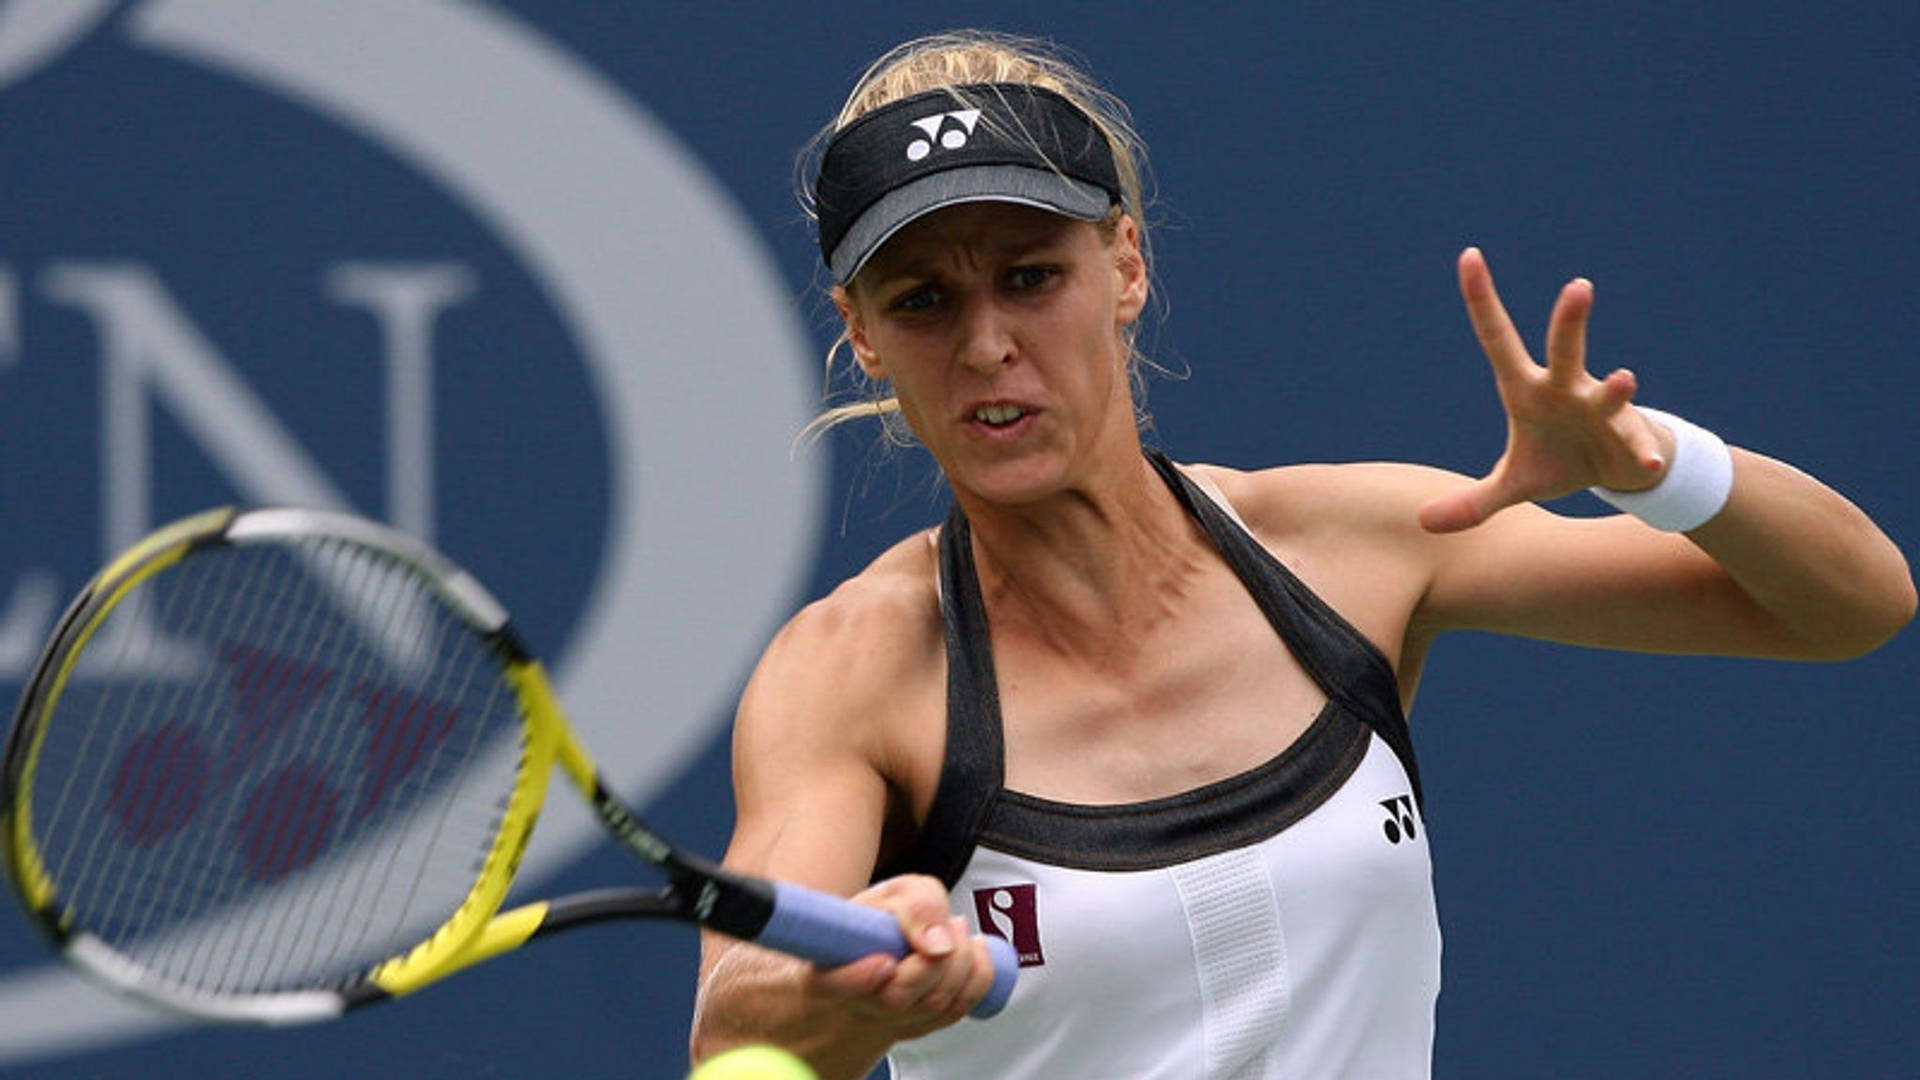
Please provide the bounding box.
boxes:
[3,508,615,1017]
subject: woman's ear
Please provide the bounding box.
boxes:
[1113,214,1148,325]
[832,286,886,380]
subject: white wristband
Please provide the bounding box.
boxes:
[1589,407,1733,532]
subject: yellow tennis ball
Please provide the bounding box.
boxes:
[688,1046,817,1080]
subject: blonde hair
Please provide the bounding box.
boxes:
[797,30,1159,446]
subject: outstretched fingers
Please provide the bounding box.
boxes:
[1544,277,1593,386]
[1430,248,1666,530]
[1457,247,1535,385]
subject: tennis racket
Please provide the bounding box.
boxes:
[1,507,1017,1024]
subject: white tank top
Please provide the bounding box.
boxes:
[881,451,1441,1079]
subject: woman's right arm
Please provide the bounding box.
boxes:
[688,580,999,1078]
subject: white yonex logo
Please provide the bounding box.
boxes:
[906,108,982,161]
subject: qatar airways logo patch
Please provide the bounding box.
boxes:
[973,884,1045,968]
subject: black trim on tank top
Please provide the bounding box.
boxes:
[1142,448,1425,809]
[872,507,1006,887]
[979,700,1372,871]
[873,448,1423,887]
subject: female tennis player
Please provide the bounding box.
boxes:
[688,31,1915,1079]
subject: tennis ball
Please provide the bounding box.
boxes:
[687,1045,817,1080]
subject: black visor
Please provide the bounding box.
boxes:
[814,83,1123,283]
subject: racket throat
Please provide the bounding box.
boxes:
[580,779,777,939]
[665,857,778,941]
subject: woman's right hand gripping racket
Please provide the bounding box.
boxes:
[0,507,1017,1024]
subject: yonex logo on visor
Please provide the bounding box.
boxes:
[814,83,1123,283]
[907,110,983,160]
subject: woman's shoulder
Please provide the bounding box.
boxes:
[745,527,946,717]
[813,527,944,637]
[1174,458,1475,669]
[1183,458,1469,540]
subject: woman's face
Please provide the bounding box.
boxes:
[836,202,1148,506]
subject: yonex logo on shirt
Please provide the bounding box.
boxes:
[1380,794,1419,844]
[906,108,982,161]
[973,883,1045,967]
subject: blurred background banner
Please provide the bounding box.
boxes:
[0,2,1912,1077]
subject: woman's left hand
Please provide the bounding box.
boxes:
[1418,247,1675,534]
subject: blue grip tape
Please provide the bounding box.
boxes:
[759,882,1018,1018]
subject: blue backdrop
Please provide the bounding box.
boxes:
[1,2,1914,1077]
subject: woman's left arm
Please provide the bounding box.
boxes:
[1675,447,1915,657]
[1414,248,1914,660]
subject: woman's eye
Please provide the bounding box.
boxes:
[1007,266,1055,291]
[892,287,939,312]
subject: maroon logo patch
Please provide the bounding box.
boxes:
[973,884,1045,968]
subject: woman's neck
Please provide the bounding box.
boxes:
[956,449,1211,667]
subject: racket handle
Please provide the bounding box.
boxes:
[759,882,1018,1018]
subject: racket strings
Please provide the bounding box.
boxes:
[338,603,513,976]
[44,548,298,982]
[264,544,507,991]
[255,539,511,992]
[126,543,290,991]
[51,551,240,947]
[105,545,343,994]
[194,540,367,994]
[211,538,411,993]
[24,537,525,999]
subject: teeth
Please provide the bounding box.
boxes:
[975,405,1026,425]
